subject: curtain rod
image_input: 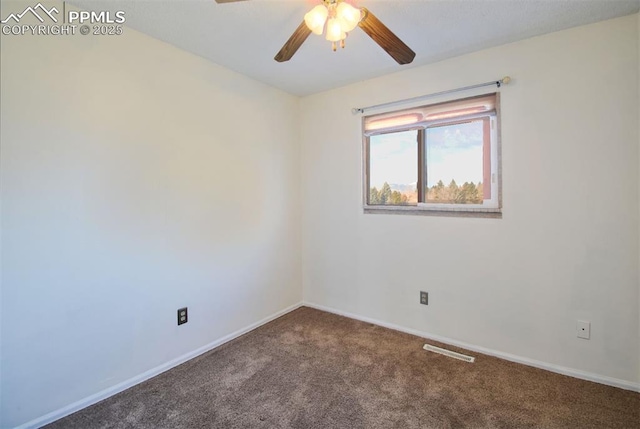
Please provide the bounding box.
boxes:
[351,76,511,115]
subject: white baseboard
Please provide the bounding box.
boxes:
[302,301,640,393]
[16,302,304,429]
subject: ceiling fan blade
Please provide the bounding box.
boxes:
[274,21,312,62]
[358,8,415,65]
[215,0,248,3]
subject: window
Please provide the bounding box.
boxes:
[363,93,501,216]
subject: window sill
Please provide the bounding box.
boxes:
[363,205,502,219]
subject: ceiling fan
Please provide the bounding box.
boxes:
[214,0,416,65]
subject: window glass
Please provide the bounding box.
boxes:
[369,130,417,205]
[426,120,484,204]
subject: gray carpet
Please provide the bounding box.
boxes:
[46,307,640,428]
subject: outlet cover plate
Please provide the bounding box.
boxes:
[420,291,428,305]
[178,307,188,326]
[577,320,590,339]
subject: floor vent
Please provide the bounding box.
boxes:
[423,344,475,363]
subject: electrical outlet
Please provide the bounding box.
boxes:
[178,307,188,326]
[420,291,428,305]
[577,320,590,339]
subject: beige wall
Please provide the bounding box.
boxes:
[0,13,302,428]
[301,14,639,386]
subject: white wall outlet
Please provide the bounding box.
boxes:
[577,320,590,339]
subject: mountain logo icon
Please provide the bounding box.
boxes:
[1,3,59,24]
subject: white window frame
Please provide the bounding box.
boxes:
[362,93,502,218]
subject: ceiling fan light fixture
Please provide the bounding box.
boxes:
[269,0,415,64]
[304,4,328,35]
[336,2,361,32]
[325,17,346,42]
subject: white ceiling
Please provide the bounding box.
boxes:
[73,0,639,96]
